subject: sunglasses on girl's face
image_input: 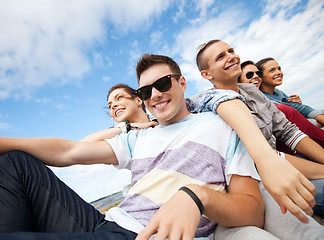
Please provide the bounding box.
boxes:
[246,71,263,79]
[136,74,179,101]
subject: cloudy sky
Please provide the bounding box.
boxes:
[1,0,323,202]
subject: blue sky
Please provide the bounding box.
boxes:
[1,0,324,202]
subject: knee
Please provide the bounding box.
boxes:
[276,104,295,115]
[0,150,43,171]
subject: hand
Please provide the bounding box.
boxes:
[288,94,302,104]
[257,154,316,223]
[135,188,201,240]
[131,121,158,130]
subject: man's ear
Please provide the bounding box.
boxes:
[201,70,213,81]
[178,76,187,92]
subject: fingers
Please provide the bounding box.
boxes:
[288,95,302,104]
[135,221,157,240]
[136,221,191,240]
[275,175,315,224]
[279,196,310,224]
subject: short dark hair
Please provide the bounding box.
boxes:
[107,83,146,112]
[238,60,255,82]
[255,57,274,71]
[136,54,182,83]
[196,39,220,71]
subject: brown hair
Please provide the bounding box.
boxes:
[136,54,182,83]
[238,60,255,82]
[107,83,146,112]
[196,39,220,71]
[255,57,275,71]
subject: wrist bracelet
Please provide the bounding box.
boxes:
[179,186,204,215]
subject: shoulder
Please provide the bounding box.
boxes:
[239,83,267,99]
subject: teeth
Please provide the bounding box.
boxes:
[252,81,259,85]
[228,64,237,70]
[115,109,124,116]
[155,102,167,108]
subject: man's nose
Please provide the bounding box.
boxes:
[150,87,163,100]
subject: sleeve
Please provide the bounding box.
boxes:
[186,88,245,114]
[105,132,137,170]
[267,95,307,150]
[225,130,261,185]
[278,89,289,99]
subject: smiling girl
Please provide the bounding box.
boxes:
[256,58,324,128]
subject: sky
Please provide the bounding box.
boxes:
[1,0,324,202]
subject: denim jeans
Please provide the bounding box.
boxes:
[311,179,324,217]
[0,151,137,240]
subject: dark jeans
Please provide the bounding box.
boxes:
[0,151,137,240]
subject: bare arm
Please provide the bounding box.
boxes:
[0,137,118,167]
[285,154,324,179]
[216,99,315,223]
[294,137,324,164]
[135,175,264,240]
[80,128,122,142]
[80,122,158,142]
[197,175,264,227]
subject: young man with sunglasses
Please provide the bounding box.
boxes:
[0,53,265,240]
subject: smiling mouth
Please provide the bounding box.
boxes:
[251,81,259,85]
[154,101,169,109]
[115,109,124,117]
[225,63,238,70]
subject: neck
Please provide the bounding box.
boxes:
[128,110,150,123]
[213,81,240,93]
[260,84,275,94]
[137,111,151,122]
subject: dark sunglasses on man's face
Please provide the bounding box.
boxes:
[245,71,263,79]
[136,74,179,101]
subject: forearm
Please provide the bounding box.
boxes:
[294,137,324,164]
[0,137,76,166]
[285,154,324,179]
[217,99,276,166]
[188,181,264,228]
[80,127,122,142]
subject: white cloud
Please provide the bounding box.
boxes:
[0,0,171,100]
[0,122,11,131]
[234,0,324,109]
[172,0,324,109]
[51,164,131,202]
[35,98,52,105]
[102,76,111,83]
[172,0,186,23]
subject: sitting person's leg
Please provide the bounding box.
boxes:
[214,224,279,240]
[0,222,137,240]
[276,104,324,148]
[311,179,324,217]
[260,183,324,240]
[0,151,105,233]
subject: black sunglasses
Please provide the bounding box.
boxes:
[246,71,263,79]
[136,74,179,101]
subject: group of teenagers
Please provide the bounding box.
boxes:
[0,39,324,240]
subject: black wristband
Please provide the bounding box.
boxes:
[124,120,131,133]
[179,186,204,215]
